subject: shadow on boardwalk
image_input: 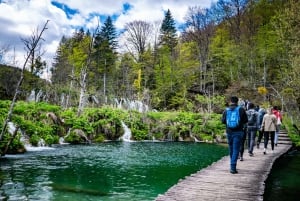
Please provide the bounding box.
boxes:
[155,131,292,201]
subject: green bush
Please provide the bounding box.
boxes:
[30,134,40,146]
[94,135,105,143]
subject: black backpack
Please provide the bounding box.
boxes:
[247,110,257,126]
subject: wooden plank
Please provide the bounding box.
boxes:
[155,131,292,201]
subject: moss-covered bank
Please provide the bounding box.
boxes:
[1,100,300,155]
[0,101,228,154]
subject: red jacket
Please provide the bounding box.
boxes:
[272,109,282,121]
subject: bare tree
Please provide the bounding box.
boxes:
[76,25,100,116]
[0,20,49,151]
[124,20,152,61]
[184,6,216,93]
[213,0,248,43]
[0,44,10,64]
[21,26,47,76]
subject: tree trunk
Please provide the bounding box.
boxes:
[0,20,49,145]
[77,67,87,116]
[1,126,19,156]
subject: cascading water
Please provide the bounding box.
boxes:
[114,98,149,113]
[8,121,54,151]
[120,121,132,142]
[26,90,43,102]
[191,134,200,142]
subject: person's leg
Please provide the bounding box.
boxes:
[257,130,263,148]
[249,130,256,155]
[230,132,242,173]
[274,131,278,146]
[227,132,233,160]
[263,132,269,154]
[239,132,246,160]
[247,130,251,153]
[274,125,281,146]
[270,131,275,151]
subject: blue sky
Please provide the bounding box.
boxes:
[0,0,214,78]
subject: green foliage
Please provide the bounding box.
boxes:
[0,65,43,100]
[160,9,177,50]
[29,134,40,146]
[65,130,82,144]
[282,116,300,147]
[94,135,105,143]
[0,100,229,154]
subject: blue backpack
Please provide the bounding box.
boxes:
[226,106,240,129]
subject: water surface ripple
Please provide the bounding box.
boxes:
[0,142,228,201]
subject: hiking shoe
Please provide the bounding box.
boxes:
[249,153,254,157]
[230,170,238,174]
[263,151,266,155]
[240,157,244,161]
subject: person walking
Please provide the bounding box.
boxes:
[246,103,259,156]
[239,125,247,161]
[272,106,283,146]
[222,96,248,174]
[256,107,266,149]
[238,99,247,161]
[261,108,277,154]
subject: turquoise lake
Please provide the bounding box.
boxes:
[0,142,228,201]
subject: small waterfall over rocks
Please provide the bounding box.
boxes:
[120,121,132,142]
[191,134,200,142]
[27,90,43,102]
[8,121,54,151]
[114,98,149,113]
[59,137,69,145]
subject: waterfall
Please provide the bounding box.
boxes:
[37,139,46,147]
[27,90,35,102]
[26,90,43,102]
[120,121,132,142]
[8,122,16,134]
[59,137,69,145]
[113,98,149,113]
[36,90,43,102]
[8,121,54,151]
[191,134,200,142]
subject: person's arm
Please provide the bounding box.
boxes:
[221,110,226,124]
[240,108,248,125]
[261,116,265,130]
[256,112,260,129]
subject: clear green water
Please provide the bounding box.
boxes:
[0,142,228,201]
[264,149,300,201]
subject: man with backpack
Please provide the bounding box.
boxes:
[222,96,248,174]
[246,103,259,156]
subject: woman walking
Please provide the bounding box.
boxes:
[261,108,277,154]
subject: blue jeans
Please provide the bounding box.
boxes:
[239,130,246,157]
[247,130,257,154]
[227,131,243,171]
[274,124,281,144]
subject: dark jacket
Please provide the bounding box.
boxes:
[222,103,248,132]
[246,109,259,131]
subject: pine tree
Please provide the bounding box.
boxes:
[93,16,118,102]
[159,9,178,51]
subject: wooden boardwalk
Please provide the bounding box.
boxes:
[155,131,292,201]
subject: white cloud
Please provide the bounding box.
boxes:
[0,0,214,77]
